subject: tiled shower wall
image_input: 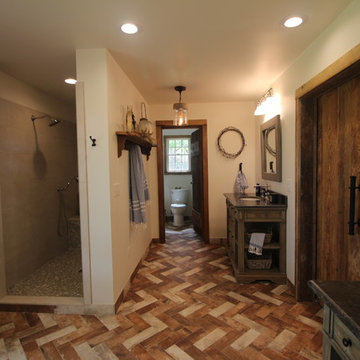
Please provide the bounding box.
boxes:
[0,98,78,288]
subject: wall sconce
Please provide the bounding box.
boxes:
[173,85,188,126]
[254,88,276,116]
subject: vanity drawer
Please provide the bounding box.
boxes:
[244,209,284,220]
[333,315,360,360]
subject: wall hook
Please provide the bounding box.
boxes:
[89,136,96,146]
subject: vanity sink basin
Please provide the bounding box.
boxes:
[238,196,260,201]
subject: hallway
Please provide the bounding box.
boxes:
[0,230,322,359]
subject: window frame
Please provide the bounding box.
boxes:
[164,135,192,175]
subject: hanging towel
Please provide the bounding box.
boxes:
[234,162,248,194]
[248,233,266,255]
[129,144,150,224]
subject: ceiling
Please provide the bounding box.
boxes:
[0,0,351,105]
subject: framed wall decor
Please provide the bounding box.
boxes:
[217,126,245,159]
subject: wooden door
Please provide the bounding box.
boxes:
[316,74,360,280]
[191,129,203,236]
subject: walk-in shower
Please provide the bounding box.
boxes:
[31,114,61,127]
[1,101,80,298]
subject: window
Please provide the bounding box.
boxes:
[165,136,191,174]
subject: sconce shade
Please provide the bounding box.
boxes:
[173,86,188,126]
[254,88,275,116]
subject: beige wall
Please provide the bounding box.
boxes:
[106,51,153,303]
[76,49,114,304]
[150,102,256,239]
[76,49,154,305]
[0,96,77,289]
[0,71,76,122]
[255,0,360,284]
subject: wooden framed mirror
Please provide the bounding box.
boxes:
[260,115,282,182]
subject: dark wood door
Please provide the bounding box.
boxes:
[191,129,203,236]
[316,74,360,280]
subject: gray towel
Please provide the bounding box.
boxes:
[248,233,265,255]
[129,144,150,224]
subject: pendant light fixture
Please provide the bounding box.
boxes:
[173,85,188,126]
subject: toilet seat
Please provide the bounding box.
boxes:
[170,203,187,226]
[171,203,186,208]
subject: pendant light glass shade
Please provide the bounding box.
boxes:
[173,86,188,126]
[173,103,188,126]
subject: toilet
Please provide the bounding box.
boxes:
[170,188,188,226]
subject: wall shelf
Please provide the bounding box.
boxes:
[115,131,156,160]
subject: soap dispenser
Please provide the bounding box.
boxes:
[254,183,261,196]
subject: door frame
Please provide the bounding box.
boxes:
[156,120,209,243]
[295,44,360,301]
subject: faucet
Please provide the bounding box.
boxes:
[57,176,79,192]
[260,184,271,203]
[264,191,272,204]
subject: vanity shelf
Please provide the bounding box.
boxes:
[224,192,287,284]
[116,131,156,160]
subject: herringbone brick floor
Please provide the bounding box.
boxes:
[0,227,322,359]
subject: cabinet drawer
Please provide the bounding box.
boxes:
[333,315,360,360]
[244,209,284,220]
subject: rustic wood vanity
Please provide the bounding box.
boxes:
[309,280,360,360]
[224,192,287,283]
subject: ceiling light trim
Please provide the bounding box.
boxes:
[64,78,77,85]
[121,23,138,34]
[283,16,304,28]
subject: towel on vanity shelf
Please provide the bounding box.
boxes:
[129,144,150,224]
[248,233,266,255]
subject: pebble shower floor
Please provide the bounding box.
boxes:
[8,247,83,297]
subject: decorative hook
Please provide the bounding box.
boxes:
[89,136,96,146]
[239,162,243,172]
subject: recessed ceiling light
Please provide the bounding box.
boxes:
[64,78,77,85]
[284,16,303,28]
[121,23,138,34]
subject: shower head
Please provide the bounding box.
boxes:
[31,114,60,127]
[48,118,60,127]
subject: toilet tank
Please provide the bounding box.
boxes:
[171,188,188,204]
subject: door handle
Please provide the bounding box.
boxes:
[348,176,360,235]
